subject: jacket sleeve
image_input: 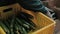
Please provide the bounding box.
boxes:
[18,0,47,13]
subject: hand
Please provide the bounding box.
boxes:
[45,7,56,19]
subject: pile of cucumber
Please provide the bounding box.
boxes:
[0,12,36,34]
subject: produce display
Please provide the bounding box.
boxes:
[0,12,36,34]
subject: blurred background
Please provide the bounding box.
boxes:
[41,0,60,34]
[0,0,60,34]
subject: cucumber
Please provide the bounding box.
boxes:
[23,18,36,27]
[0,20,10,34]
[10,17,15,28]
[7,19,12,26]
[16,18,30,29]
[19,18,36,30]
[16,18,35,32]
[17,24,28,34]
[21,26,28,34]
[17,13,36,27]
[14,22,21,34]
[10,29,14,34]
[10,16,15,34]
[2,20,9,29]
[13,22,18,34]
[16,20,28,34]
[20,12,34,19]
[17,17,36,29]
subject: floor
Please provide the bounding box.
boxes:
[55,19,60,34]
[56,31,60,34]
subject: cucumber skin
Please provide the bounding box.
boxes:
[10,16,15,34]
[16,18,30,29]
[20,12,34,19]
[0,21,10,34]
[16,20,28,34]
[16,17,36,30]
[17,13,36,27]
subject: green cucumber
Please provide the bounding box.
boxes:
[21,26,28,34]
[10,17,15,28]
[16,17,36,32]
[0,20,10,34]
[16,20,28,34]
[17,17,36,30]
[20,12,34,19]
[14,22,21,34]
[10,29,14,34]
[10,16,15,34]
[2,20,9,29]
[13,22,18,34]
[17,24,28,34]
[23,18,36,27]
[16,18,30,29]
[17,13,36,27]
[19,18,36,30]
[7,19,12,26]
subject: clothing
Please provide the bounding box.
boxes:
[18,0,56,19]
[0,0,16,6]
[0,0,47,13]
[18,0,47,14]
[0,0,56,19]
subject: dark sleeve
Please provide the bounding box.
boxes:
[0,0,16,6]
[18,0,47,13]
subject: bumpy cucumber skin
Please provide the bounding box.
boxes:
[0,21,10,34]
[20,12,34,19]
[3,20,9,29]
[10,16,15,34]
[17,13,36,27]
[16,18,30,29]
[16,19,28,34]
[17,17,36,29]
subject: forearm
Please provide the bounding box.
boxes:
[18,0,47,14]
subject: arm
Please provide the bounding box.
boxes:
[18,0,48,14]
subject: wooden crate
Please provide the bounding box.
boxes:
[20,8,56,34]
[29,12,56,34]
[0,3,19,20]
[0,4,56,34]
[0,26,6,34]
